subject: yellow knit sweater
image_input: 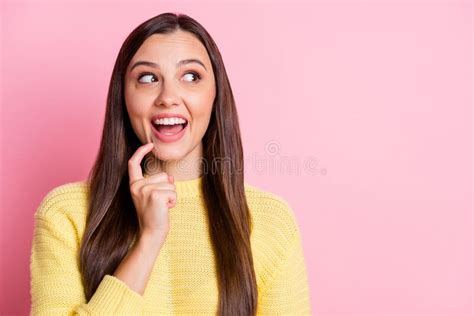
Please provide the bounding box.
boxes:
[30,176,311,315]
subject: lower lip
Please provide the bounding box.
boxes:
[151,122,188,143]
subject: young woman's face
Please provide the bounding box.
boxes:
[124,30,216,162]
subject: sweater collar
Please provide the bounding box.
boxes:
[143,172,203,197]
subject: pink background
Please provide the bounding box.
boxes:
[1,0,472,315]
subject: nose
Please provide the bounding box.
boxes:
[154,79,180,108]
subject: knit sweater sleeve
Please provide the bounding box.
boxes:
[256,198,312,315]
[29,185,144,315]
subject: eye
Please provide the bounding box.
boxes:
[137,73,157,83]
[137,71,201,84]
[183,71,201,83]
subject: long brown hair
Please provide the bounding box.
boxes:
[79,12,257,315]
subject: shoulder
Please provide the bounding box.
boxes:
[244,182,301,242]
[35,180,90,217]
[31,181,90,262]
[244,182,293,211]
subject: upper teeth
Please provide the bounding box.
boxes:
[153,117,187,125]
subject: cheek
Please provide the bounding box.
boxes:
[190,85,215,120]
[189,100,214,136]
[125,88,150,119]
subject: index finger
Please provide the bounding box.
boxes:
[128,142,154,185]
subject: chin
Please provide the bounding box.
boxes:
[151,146,187,162]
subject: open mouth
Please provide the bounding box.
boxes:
[151,118,189,136]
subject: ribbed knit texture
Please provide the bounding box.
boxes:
[30,176,312,315]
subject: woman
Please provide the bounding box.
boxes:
[30,12,311,315]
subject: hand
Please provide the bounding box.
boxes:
[128,142,176,241]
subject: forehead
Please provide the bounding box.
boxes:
[129,30,211,68]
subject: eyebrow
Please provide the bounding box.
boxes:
[129,59,207,72]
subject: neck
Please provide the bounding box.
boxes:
[143,142,203,182]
